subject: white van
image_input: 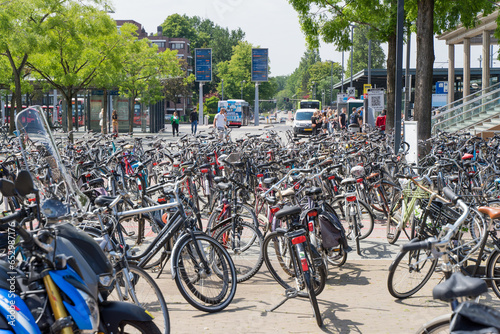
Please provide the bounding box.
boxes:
[293,108,316,137]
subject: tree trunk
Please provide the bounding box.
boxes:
[414,0,434,142]
[11,74,23,134]
[103,89,108,134]
[9,93,15,134]
[386,32,396,131]
[128,96,134,133]
[65,92,74,142]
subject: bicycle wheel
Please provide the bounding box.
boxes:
[303,271,323,327]
[486,250,500,299]
[109,264,170,334]
[206,203,259,236]
[117,320,162,334]
[332,198,374,240]
[172,233,237,313]
[387,197,403,244]
[387,246,437,299]
[213,221,264,283]
[262,231,326,297]
[415,314,451,334]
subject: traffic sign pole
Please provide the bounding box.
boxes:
[199,82,204,125]
[254,82,259,126]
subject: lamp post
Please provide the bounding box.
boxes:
[221,79,224,101]
[241,80,245,100]
[329,60,334,105]
[350,25,354,88]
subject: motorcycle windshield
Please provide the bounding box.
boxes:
[15,106,89,212]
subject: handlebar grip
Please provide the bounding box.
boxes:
[443,187,460,204]
[401,239,433,252]
[0,210,23,225]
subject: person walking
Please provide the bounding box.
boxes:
[349,107,361,132]
[376,109,387,134]
[321,111,328,134]
[99,108,104,134]
[171,111,180,136]
[111,109,118,137]
[190,107,199,135]
[214,108,228,140]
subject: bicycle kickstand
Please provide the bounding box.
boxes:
[266,288,299,312]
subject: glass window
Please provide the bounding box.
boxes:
[170,43,184,50]
[295,111,314,121]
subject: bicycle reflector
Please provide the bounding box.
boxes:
[200,169,209,173]
[308,222,314,232]
[300,258,309,271]
[257,174,264,178]
[307,211,317,217]
[157,197,166,203]
[328,175,335,180]
[346,196,357,202]
[292,235,306,244]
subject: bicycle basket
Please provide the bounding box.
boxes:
[402,187,430,199]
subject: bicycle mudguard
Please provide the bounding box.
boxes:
[388,238,420,272]
[99,301,154,333]
[170,231,205,280]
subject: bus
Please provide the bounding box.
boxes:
[298,100,322,110]
[218,100,250,127]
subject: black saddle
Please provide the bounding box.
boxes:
[275,206,301,220]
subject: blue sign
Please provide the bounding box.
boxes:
[435,81,448,95]
[195,48,212,82]
[252,48,268,82]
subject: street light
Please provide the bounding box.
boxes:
[350,24,354,88]
[241,80,246,100]
[328,60,334,105]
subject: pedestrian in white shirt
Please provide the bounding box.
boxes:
[213,108,228,140]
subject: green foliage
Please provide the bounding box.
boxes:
[217,41,276,102]
[346,25,386,74]
[204,96,219,114]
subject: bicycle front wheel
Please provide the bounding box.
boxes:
[304,271,323,327]
[415,314,451,334]
[172,234,237,313]
[214,221,264,283]
[109,264,170,334]
[387,246,437,299]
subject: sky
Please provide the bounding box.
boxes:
[108,0,498,77]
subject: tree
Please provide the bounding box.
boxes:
[346,25,386,74]
[0,0,69,133]
[161,59,195,118]
[160,14,198,45]
[216,41,275,103]
[288,0,399,129]
[27,2,123,141]
[117,26,183,132]
[407,0,496,142]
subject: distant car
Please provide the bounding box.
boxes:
[293,109,315,137]
[280,117,287,123]
[269,116,276,122]
[259,116,265,120]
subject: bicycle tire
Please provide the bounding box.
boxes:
[387,246,437,299]
[354,213,361,256]
[172,233,237,313]
[117,320,162,334]
[387,197,403,244]
[415,314,451,334]
[206,203,259,236]
[486,250,500,299]
[213,220,264,283]
[303,271,323,327]
[110,264,170,334]
[263,231,326,297]
[332,198,374,240]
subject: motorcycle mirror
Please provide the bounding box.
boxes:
[15,170,35,196]
[0,179,15,197]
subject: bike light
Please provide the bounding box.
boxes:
[328,175,335,180]
[219,166,224,170]
[307,211,317,217]
[294,182,300,190]
[98,274,112,287]
[292,235,306,244]
[308,222,314,232]
[300,258,309,271]
[85,173,92,178]
[346,196,357,202]
[158,197,166,203]
[356,178,363,183]
[173,164,179,167]
[257,174,263,178]
[334,186,338,192]
[200,168,209,173]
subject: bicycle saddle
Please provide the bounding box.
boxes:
[304,187,322,196]
[263,177,278,185]
[216,183,231,190]
[478,206,500,220]
[275,206,301,220]
[214,176,227,183]
[433,272,487,302]
[94,195,123,207]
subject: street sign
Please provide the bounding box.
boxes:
[432,94,448,107]
[337,93,348,103]
[347,87,356,98]
[435,81,448,94]
[252,48,268,82]
[363,84,372,95]
[195,48,212,82]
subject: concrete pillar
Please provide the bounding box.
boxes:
[482,30,491,89]
[463,38,471,99]
[448,44,455,104]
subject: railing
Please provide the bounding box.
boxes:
[431,83,500,134]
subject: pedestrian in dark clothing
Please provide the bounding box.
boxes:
[171,111,179,136]
[339,108,346,130]
[190,108,199,135]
